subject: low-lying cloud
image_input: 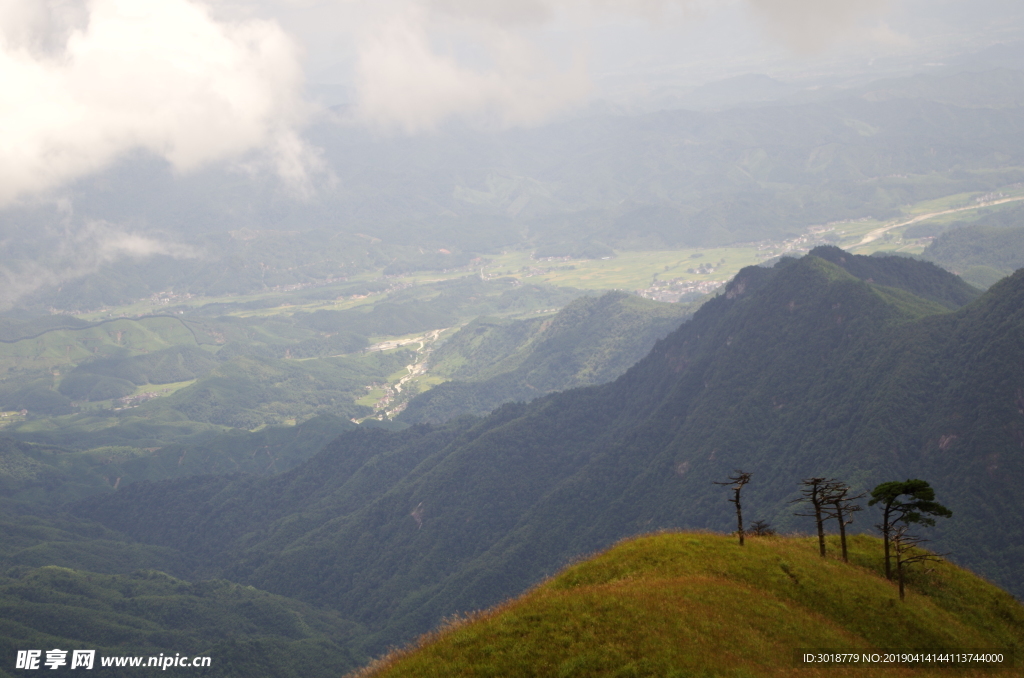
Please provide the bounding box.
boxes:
[746,0,890,53]
[354,7,591,133]
[351,0,896,133]
[0,0,311,207]
[0,216,201,309]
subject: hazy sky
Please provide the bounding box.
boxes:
[1,0,1022,207]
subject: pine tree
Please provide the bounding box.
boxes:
[869,480,952,580]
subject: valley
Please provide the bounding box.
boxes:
[55,180,1024,325]
[0,181,1020,492]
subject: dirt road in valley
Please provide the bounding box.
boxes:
[355,328,449,421]
[393,328,445,394]
[856,195,1024,246]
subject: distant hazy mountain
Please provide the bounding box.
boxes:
[6,65,1024,311]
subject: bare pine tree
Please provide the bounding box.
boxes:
[791,477,831,557]
[891,525,945,601]
[822,482,865,562]
[714,470,753,546]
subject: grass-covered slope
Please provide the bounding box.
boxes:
[399,292,691,424]
[355,533,1023,678]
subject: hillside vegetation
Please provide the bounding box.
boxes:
[0,499,367,676]
[0,566,365,677]
[0,284,695,498]
[399,292,692,424]
[0,277,592,487]
[921,203,1024,288]
[71,248,1023,658]
[354,532,1023,678]
[0,417,358,504]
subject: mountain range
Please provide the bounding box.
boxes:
[51,247,1023,663]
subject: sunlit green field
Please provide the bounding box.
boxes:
[481,246,762,291]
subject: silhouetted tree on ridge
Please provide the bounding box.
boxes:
[714,470,752,546]
[823,481,865,562]
[791,477,834,557]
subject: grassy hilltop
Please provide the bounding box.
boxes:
[354,532,1023,678]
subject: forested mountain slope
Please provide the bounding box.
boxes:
[921,203,1024,288]
[76,249,1020,656]
[398,292,691,424]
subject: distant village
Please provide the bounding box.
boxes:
[637,279,724,303]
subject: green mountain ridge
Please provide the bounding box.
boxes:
[64,248,1021,660]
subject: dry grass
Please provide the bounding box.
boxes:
[347,532,1023,678]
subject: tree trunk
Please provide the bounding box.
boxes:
[882,507,893,580]
[812,482,826,557]
[735,488,745,546]
[838,513,849,562]
[815,507,826,557]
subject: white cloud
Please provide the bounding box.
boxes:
[353,7,590,133]
[0,0,981,197]
[869,21,913,47]
[745,0,891,53]
[348,0,904,132]
[0,0,311,206]
[348,0,701,133]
